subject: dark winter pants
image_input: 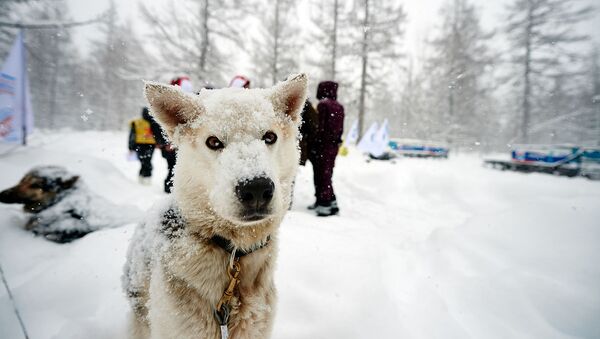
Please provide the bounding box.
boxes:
[161,149,177,193]
[311,144,339,205]
[135,144,155,177]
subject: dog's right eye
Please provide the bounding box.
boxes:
[206,136,224,151]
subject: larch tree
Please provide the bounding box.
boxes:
[347,0,406,138]
[252,0,299,87]
[504,0,592,143]
[424,0,495,146]
[593,46,600,144]
[87,1,154,130]
[397,57,431,140]
[307,0,345,81]
[140,0,245,85]
[25,0,80,129]
[0,0,29,59]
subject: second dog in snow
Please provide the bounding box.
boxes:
[0,165,141,243]
[123,74,308,339]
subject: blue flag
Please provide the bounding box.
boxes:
[0,30,33,145]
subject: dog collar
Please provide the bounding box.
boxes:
[211,234,271,257]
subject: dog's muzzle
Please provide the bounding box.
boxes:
[0,188,20,204]
[235,177,274,221]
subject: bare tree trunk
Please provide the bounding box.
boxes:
[199,0,210,77]
[330,0,338,80]
[272,0,281,85]
[49,45,59,129]
[357,0,369,139]
[446,0,459,145]
[448,85,454,144]
[401,57,414,136]
[521,2,534,144]
[104,9,115,130]
[593,47,600,145]
[594,47,600,96]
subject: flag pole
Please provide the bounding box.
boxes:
[20,29,27,146]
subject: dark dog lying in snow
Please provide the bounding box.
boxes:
[0,165,140,243]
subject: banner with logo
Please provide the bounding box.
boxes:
[0,31,33,145]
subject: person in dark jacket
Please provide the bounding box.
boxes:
[309,81,344,216]
[129,107,156,185]
[149,116,176,193]
[146,76,194,193]
[299,99,318,166]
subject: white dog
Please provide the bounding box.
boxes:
[123,74,307,339]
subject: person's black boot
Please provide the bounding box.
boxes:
[315,201,338,217]
[330,199,339,215]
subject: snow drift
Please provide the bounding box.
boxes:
[0,131,599,339]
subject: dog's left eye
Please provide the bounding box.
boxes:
[262,131,277,145]
[206,136,224,150]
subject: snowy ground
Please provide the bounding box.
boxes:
[1,131,599,339]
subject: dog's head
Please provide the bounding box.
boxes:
[0,166,79,213]
[145,74,307,228]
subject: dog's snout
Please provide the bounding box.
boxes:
[0,188,17,203]
[236,177,274,208]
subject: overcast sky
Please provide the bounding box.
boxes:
[65,0,600,75]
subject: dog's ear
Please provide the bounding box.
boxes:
[270,73,308,124]
[60,176,79,189]
[144,82,203,137]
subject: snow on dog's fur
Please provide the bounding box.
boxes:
[0,165,141,243]
[123,74,308,339]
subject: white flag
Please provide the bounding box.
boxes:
[344,119,359,145]
[0,30,33,145]
[357,122,379,154]
[372,119,390,157]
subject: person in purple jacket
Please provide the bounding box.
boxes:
[309,81,344,216]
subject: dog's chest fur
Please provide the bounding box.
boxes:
[131,204,278,339]
[164,238,276,337]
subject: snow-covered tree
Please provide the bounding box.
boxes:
[0,0,29,59]
[25,0,81,129]
[593,46,600,100]
[504,0,593,143]
[307,0,345,81]
[423,0,495,146]
[86,1,154,130]
[396,58,431,139]
[252,0,299,87]
[346,0,406,138]
[592,46,600,144]
[140,0,245,85]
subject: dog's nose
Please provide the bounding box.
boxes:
[0,188,16,203]
[235,177,274,208]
